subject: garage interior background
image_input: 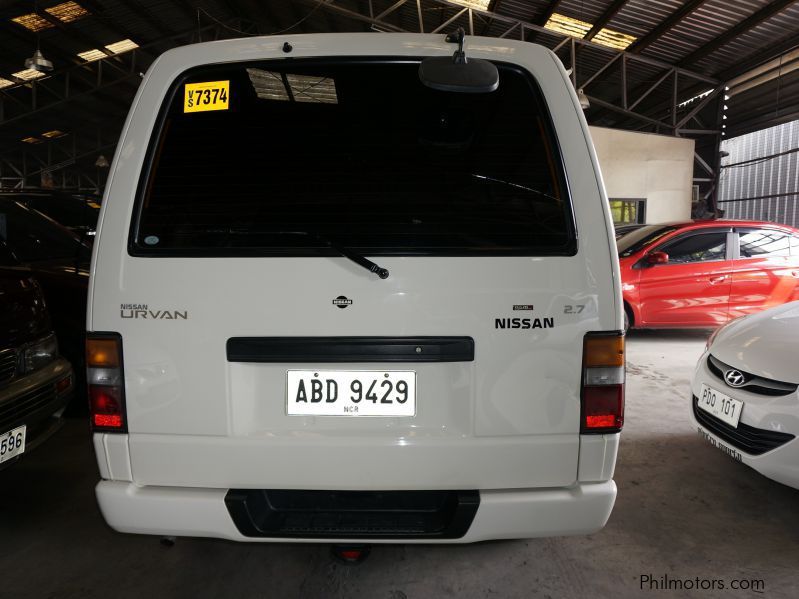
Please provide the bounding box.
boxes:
[0,0,797,227]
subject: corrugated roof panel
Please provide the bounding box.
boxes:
[692,3,799,76]
[642,0,774,68]
[491,0,552,24]
[607,0,685,39]
[397,2,476,34]
[551,0,613,25]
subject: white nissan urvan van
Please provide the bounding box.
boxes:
[88,32,624,543]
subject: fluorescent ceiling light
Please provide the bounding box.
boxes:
[0,78,15,90]
[545,13,636,51]
[77,49,107,62]
[12,69,46,81]
[79,39,138,62]
[21,136,42,144]
[105,39,138,54]
[246,70,338,104]
[10,13,54,32]
[45,1,90,23]
[449,0,491,9]
[42,130,67,138]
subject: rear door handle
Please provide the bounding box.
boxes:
[708,275,728,284]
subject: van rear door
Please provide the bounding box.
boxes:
[90,42,618,492]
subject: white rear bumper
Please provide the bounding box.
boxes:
[96,479,616,543]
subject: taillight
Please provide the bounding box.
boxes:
[581,332,625,434]
[86,333,126,432]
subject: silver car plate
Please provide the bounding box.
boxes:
[287,370,416,417]
[0,425,26,465]
[698,383,743,428]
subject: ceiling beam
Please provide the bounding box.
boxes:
[0,21,84,71]
[479,0,503,35]
[714,31,799,81]
[534,0,563,26]
[591,0,794,126]
[300,0,716,83]
[2,15,153,84]
[627,0,709,54]
[115,0,177,38]
[726,108,799,139]
[584,0,629,41]
[30,11,135,64]
[677,0,798,67]
[171,0,201,21]
[230,0,306,34]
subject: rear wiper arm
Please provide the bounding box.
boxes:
[280,231,389,280]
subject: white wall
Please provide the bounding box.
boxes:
[588,126,695,223]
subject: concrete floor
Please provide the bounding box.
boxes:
[2,330,798,598]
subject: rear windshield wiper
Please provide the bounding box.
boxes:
[279,231,389,280]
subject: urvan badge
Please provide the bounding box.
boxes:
[333,296,353,309]
[120,304,187,320]
[184,81,229,113]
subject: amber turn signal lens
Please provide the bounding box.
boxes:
[86,338,120,368]
[583,334,624,367]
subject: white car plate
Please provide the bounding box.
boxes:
[698,384,743,428]
[287,370,416,417]
[0,425,26,465]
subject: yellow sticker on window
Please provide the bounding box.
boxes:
[184,80,229,113]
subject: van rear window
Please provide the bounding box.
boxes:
[132,60,575,256]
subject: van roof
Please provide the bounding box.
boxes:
[145,33,559,78]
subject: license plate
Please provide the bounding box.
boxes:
[287,370,416,417]
[698,384,743,428]
[0,425,26,465]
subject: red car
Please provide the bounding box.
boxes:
[618,220,799,329]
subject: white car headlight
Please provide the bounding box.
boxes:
[23,334,59,373]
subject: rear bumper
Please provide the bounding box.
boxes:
[96,479,617,543]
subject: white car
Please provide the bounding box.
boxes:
[691,301,799,489]
[87,32,624,544]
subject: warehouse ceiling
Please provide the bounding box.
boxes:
[1,0,798,193]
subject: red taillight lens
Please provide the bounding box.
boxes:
[94,413,124,428]
[89,385,123,429]
[581,332,625,434]
[582,385,624,431]
[86,333,126,433]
